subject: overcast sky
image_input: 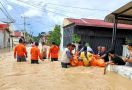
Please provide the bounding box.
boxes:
[0,0,131,36]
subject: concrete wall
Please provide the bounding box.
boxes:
[0,30,11,48]
[0,31,4,48]
[4,31,10,48]
[110,65,132,79]
[60,26,64,51]
[122,45,129,57]
[13,37,20,46]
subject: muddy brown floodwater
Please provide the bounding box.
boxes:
[0,47,132,90]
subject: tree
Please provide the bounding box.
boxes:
[32,33,41,42]
[25,32,33,43]
[72,34,80,43]
[48,25,61,45]
[32,36,39,42]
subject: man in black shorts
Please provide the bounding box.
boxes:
[30,42,43,64]
[48,42,59,62]
[14,39,27,62]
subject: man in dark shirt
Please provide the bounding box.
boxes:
[78,41,83,52]
[95,46,102,55]
[100,47,109,62]
[101,51,109,62]
[108,50,125,65]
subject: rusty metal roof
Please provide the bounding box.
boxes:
[0,23,9,29]
[64,18,132,30]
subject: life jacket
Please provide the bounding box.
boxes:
[70,51,84,66]
[70,52,79,66]
[90,55,105,67]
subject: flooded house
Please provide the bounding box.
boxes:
[63,18,132,55]
[0,23,11,48]
[105,1,132,57]
[11,31,24,46]
[39,32,50,44]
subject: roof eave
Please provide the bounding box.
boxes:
[105,1,132,25]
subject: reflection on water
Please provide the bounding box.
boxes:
[0,50,132,90]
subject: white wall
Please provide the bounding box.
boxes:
[10,37,13,49]
[122,45,129,57]
[13,37,20,46]
[0,30,11,48]
[0,31,4,48]
[4,31,10,48]
[60,26,64,51]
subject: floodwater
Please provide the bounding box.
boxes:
[0,47,132,90]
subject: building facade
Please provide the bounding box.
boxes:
[11,31,24,46]
[0,24,11,48]
[39,32,50,44]
[63,18,132,55]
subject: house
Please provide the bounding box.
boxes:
[0,23,11,48]
[105,1,132,25]
[104,1,132,79]
[105,1,132,57]
[40,32,50,44]
[11,31,24,46]
[63,18,132,55]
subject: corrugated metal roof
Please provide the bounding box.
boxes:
[0,24,9,29]
[11,31,23,37]
[105,1,132,25]
[65,18,132,30]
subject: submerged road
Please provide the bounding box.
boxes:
[0,46,132,90]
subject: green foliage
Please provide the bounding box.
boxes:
[24,32,33,42]
[72,34,80,43]
[48,25,61,45]
[33,36,39,42]
[32,33,41,42]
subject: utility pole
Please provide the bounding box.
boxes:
[21,16,28,39]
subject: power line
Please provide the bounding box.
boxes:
[0,1,15,23]
[46,6,80,14]
[16,0,110,19]
[45,6,94,18]
[46,3,112,12]
[3,0,18,17]
[31,19,55,28]
[3,0,28,30]
[16,0,90,18]
[0,1,14,21]
[16,0,70,17]
[14,1,73,17]
[4,0,24,14]
[5,0,56,30]
[0,7,11,21]
[17,0,111,12]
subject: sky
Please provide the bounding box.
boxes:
[0,0,131,36]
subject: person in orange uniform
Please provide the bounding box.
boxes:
[14,39,27,62]
[48,42,59,62]
[30,42,43,64]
